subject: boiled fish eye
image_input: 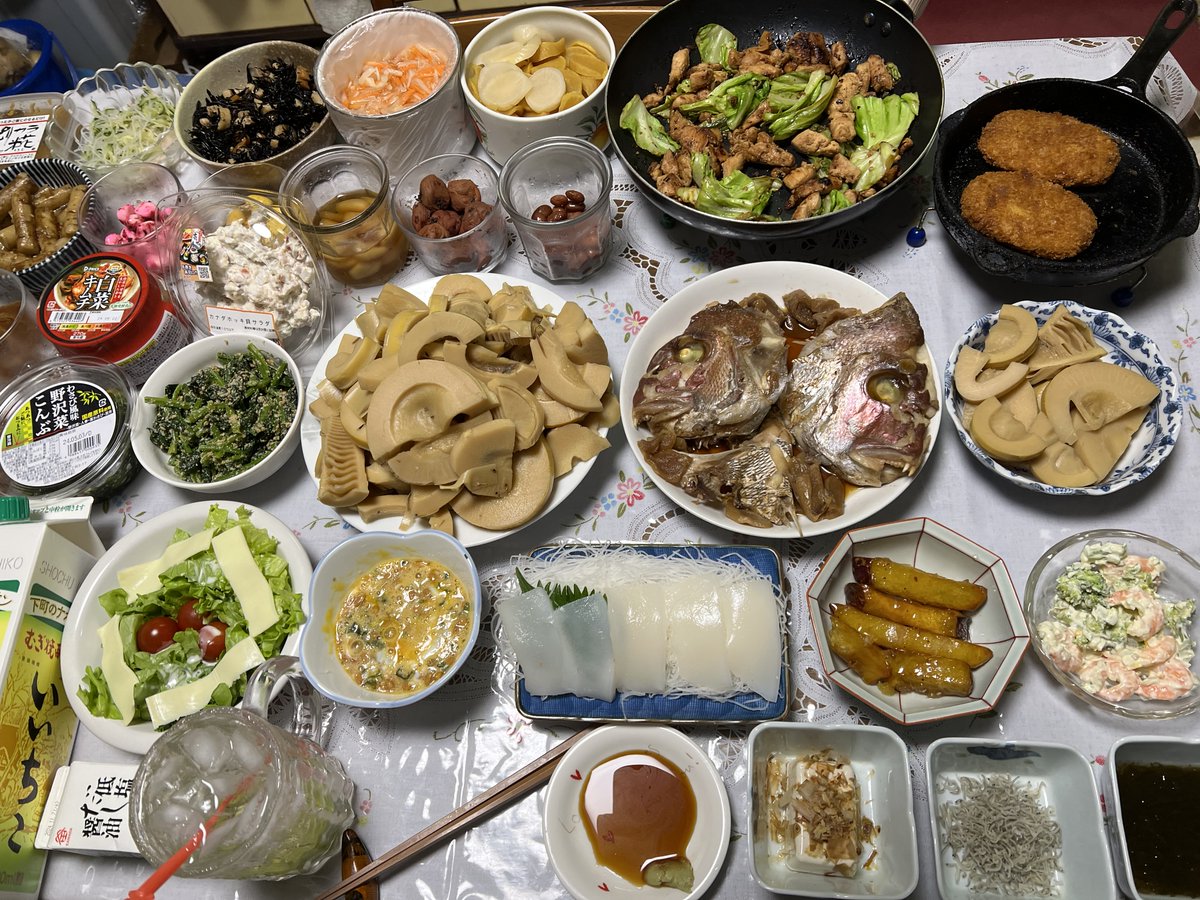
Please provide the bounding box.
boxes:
[868,371,905,404]
[677,342,705,364]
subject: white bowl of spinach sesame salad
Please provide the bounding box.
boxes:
[132,334,303,493]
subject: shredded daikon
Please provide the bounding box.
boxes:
[77,89,175,169]
[936,774,1063,896]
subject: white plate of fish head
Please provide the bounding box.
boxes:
[927,738,1115,900]
[300,272,610,548]
[944,300,1181,496]
[746,721,918,899]
[620,260,941,539]
[61,501,312,755]
[806,517,1029,726]
[543,725,731,900]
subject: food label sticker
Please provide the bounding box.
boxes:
[179,227,212,282]
[43,258,141,343]
[0,380,117,489]
[113,310,191,384]
[205,305,280,341]
[0,115,50,164]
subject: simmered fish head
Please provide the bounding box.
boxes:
[779,293,937,487]
[633,299,787,447]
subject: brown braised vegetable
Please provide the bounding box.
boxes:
[418,174,450,210]
[0,174,83,273]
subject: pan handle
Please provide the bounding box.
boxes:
[1099,0,1198,98]
[874,0,928,22]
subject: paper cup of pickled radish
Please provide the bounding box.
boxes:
[461,7,616,165]
[315,8,475,182]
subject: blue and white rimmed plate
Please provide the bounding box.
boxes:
[944,300,1181,496]
[543,725,731,900]
[806,517,1029,726]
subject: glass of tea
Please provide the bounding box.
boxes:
[280,145,409,288]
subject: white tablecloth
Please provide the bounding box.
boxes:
[43,36,1200,900]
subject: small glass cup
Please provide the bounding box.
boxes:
[129,657,355,880]
[77,162,182,279]
[280,144,408,288]
[0,270,57,380]
[394,153,508,276]
[499,136,613,283]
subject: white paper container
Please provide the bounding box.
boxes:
[315,9,475,178]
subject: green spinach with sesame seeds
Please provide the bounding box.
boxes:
[146,344,297,483]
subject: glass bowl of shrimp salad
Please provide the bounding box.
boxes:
[1025,530,1200,719]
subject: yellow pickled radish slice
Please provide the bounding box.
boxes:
[478,62,531,111]
[558,90,585,112]
[525,67,567,114]
[565,42,608,78]
[532,39,566,63]
[562,67,582,94]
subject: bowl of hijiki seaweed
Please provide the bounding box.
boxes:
[301,531,482,708]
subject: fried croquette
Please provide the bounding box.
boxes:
[961,170,1098,260]
[978,109,1120,186]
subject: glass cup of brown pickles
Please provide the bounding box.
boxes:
[281,145,409,288]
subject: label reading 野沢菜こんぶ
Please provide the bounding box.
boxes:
[0,381,116,489]
[44,259,140,343]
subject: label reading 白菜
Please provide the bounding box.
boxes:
[44,259,140,343]
[0,381,117,489]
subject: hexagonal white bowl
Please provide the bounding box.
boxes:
[806,517,1029,725]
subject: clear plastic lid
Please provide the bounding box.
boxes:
[162,189,330,359]
[0,356,138,499]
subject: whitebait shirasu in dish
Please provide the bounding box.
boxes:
[936,773,1062,896]
[1037,541,1198,703]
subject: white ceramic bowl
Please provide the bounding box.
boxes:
[301,530,482,708]
[1025,529,1200,719]
[746,722,918,898]
[944,300,1181,496]
[1102,735,1200,900]
[543,725,730,900]
[621,261,942,539]
[60,501,311,754]
[927,738,1115,900]
[462,6,615,164]
[133,334,303,493]
[806,517,1029,725]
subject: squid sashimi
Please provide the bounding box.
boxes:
[665,576,733,695]
[495,587,565,696]
[557,592,616,701]
[720,580,783,700]
[606,582,669,694]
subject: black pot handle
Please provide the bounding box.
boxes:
[1100,0,1198,98]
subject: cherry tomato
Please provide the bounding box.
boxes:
[137,616,180,654]
[199,621,228,662]
[177,597,204,632]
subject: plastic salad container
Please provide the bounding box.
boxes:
[163,190,329,358]
[0,356,138,499]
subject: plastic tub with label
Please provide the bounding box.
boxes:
[162,190,330,359]
[36,253,191,385]
[0,356,138,499]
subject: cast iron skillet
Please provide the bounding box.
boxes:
[933,0,1200,286]
[604,0,945,241]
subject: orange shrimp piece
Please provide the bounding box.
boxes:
[340,44,449,115]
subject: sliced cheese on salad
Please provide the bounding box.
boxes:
[99,615,139,725]
[117,528,215,597]
[211,526,279,637]
[146,637,266,729]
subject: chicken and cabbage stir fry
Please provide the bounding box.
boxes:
[619,24,919,221]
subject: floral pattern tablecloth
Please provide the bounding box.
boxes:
[44,36,1200,900]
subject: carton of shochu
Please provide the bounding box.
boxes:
[0,496,102,898]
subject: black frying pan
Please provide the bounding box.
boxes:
[604,0,945,240]
[933,0,1200,286]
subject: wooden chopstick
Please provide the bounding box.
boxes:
[313,727,590,900]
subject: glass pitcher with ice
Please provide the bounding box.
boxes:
[129,656,355,880]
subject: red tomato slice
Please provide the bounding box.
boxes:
[199,621,228,662]
[177,597,204,632]
[137,616,180,654]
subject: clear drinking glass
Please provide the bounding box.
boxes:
[128,656,355,880]
[77,162,182,279]
[0,270,57,379]
[499,136,613,283]
[280,144,408,288]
